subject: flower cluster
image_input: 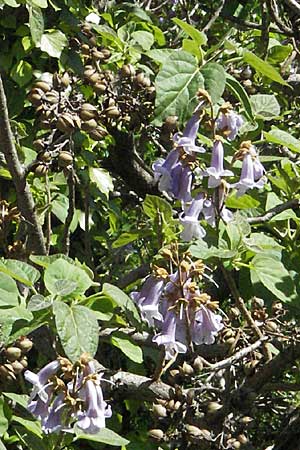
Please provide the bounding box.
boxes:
[131,258,223,360]
[24,355,111,434]
[153,98,266,242]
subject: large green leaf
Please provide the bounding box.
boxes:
[28,5,44,45]
[40,30,68,58]
[112,232,140,249]
[243,50,288,86]
[250,94,280,120]
[75,428,129,446]
[53,302,99,362]
[10,61,32,87]
[264,127,300,153]
[200,62,226,104]
[0,397,9,437]
[102,283,140,322]
[111,331,143,363]
[143,195,173,221]
[0,259,40,286]
[226,74,254,121]
[190,240,236,260]
[89,167,114,198]
[250,255,294,302]
[44,259,94,296]
[0,273,19,307]
[154,51,204,125]
[244,233,283,259]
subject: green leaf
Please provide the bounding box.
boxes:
[0,259,40,286]
[244,233,283,259]
[250,94,280,120]
[10,60,32,87]
[243,50,289,86]
[40,30,67,58]
[111,331,143,363]
[53,302,99,362]
[225,192,260,209]
[28,5,44,45]
[12,416,42,438]
[89,167,114,198]
[266,192,297,221]
[28,0,47,8]
[172,18,207,46]
[75,428,129,446]
[268,44,292,64]
[0,439,7,450]
[0,397,9,437]
[182,38,202,59]
[264,127,300,153]
[3,393,28,410]
[226,74,254,121]
[190,240,236,260]
[0,273,19,307]
[30,253,74,269]
[146,49,177,65]
[112,232,140,248]
[44,259,94,296]
[154,51,204,125]
[102,283,140,322]
[131,30,154,51]
[250,255,293,302]
[51,193,69,223]
[143,195,172,221]
[200,63,226,104]
[27,294,52,311]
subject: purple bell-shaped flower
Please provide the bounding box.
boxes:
[131,275,164,326]
[173,113,205,155]
[216,111,243,141]
[179,193,206,241]
[203,140,233,188]
[233,153,265,197]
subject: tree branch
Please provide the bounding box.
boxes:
[0,75,46,255]
[283,0,300,16]
[247,199,300,224]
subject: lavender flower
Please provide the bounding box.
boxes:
[77,378,112,434]
[152,149,179,194]
[179,193,206,241]
[152,309,187,360]
[192,305,223,345]
[216,111,243,141]
[171,163,193,203]
[131,275,165,326]
[25,360,61,404]
[42,393,66,434]
[249,145,265,180]
[233,153,265,197]
[203,140,233,188]
[173,113,205,155]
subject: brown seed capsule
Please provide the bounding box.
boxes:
[19,357,28,369]
[61,72,70,88]
[94,82,107,95]
[81,43,91,55]
[81,119,98,131]
[232,440,241,449]
[193,356,203,373]
[237,434,248,444]
[135,72,151,88]
[33,139,45,151]
[167,399,175,410]
[80,103,98,121]
[58,151,73,168]
[239,416,253,425]
[89,71,101,84]
[28,89,43,106]
[92,49,105,60]
[207,401,223,413]
[101,48,111,59]
[57,113,76,134]
[16,337,33,353]
[121,64,136,78]
[181,362,194,376]
[200,429,212,440]
[11,360,24,374]
[83,66,96,78]
[5,347,22,361]
[0,364,16,381]
[186,424,202,438]
[265,321,278,332]
[35,164,48,177]
[148,429,164,441]
[40,120,52,130]
[169,369,179,379]
[152,404,167,417]
[89,36,97,46]
[88,126,107,141]
[44,91,59,104]
[226,337,236,345]
[38,151,52,163]
[105,106,121,118]
[34,81,51,92]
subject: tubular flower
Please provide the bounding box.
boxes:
[216,111,243,141]
[179,193,206,241]
[203,140,233,188]
[25,360,61,404]
[171,163,193,203]
[131,275,165,326]
[192,304,224,345]
[173,112,205,155]
[233,153,266,197]
[152,309,187,360]
[152,149,180,193]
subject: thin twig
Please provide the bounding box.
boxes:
[202,0,226,32]
[260,0,270,57]
[45,175,51,255]
[62,170,75,255]
[247,199,300,224]
[266,0,294,35]
[283,0,300,16]
[0,75,46,255]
